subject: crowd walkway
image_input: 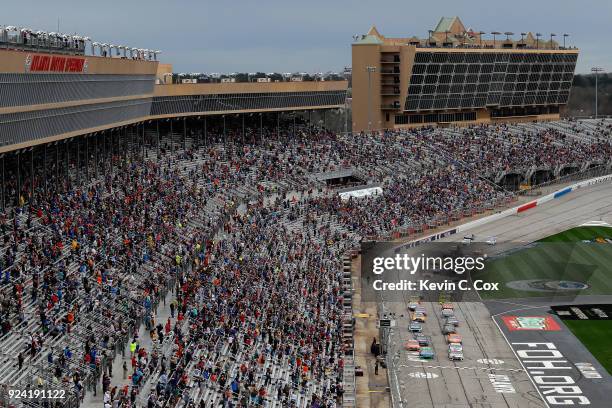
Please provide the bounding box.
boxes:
[82,289,176,407]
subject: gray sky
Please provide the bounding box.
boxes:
[5,0,610,74]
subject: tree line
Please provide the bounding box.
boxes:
[567,72,611,117]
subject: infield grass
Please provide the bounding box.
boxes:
[473,226,612,299]
[563,319,612,375]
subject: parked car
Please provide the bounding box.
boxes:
[441,308,454,318]
[447,333,463,344]
[442,323,456,335]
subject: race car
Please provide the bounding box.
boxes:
[404,339,421,351]
[462,234,474,245]
[411,312,427,323]
[445,315,459,326]
[409,321,423,332]
[447,333,463,344]
[407,296,421,311]
[414,306,427,315]
[415,334,431,346]
[419,347,435,359]
[448,343,464,361]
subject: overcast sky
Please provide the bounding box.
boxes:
[5,0,610,74]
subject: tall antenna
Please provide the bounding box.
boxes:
[57,18,60,32]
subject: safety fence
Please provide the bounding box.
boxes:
[394,172,612,252]
[365,195,518,243]
[518,164,612,197]
[341,250,359,408]
[366,165,612,247]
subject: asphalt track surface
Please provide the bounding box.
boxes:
[383,182,612,408]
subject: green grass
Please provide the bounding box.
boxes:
[563,320,612,375]
[539,226,612,243]
[473,226,612,299]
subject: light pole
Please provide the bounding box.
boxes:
[344,100,349,134]
[550,33,556,49]
[591,67,603,118]
[562,33,569,49]
[478,31,485,47]
[366,66,376,132]
[535,33,542,49]
[491,31,501,48]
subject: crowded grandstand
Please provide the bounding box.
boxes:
[0,114,610,407]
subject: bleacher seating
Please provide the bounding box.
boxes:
[0,119,610,408]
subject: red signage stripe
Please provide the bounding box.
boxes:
[28,54,85,73]
[517,201,537,213]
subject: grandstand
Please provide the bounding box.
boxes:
[0,19,610,408]
[352,16,579,131]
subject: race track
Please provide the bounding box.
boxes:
[385,181,612,408]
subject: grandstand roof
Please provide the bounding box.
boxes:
[354,29,384,45]
[354,16,567,50]
[433,16,466,34]
[367,26,382,37]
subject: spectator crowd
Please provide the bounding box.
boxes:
[0,118,610,408]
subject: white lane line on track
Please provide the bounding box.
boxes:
[477,358,505,365]
[491,304,550,318]
[491,315,551,408]
[489,300,539,309]
[408,372,439,379]
[403,364,525,372]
